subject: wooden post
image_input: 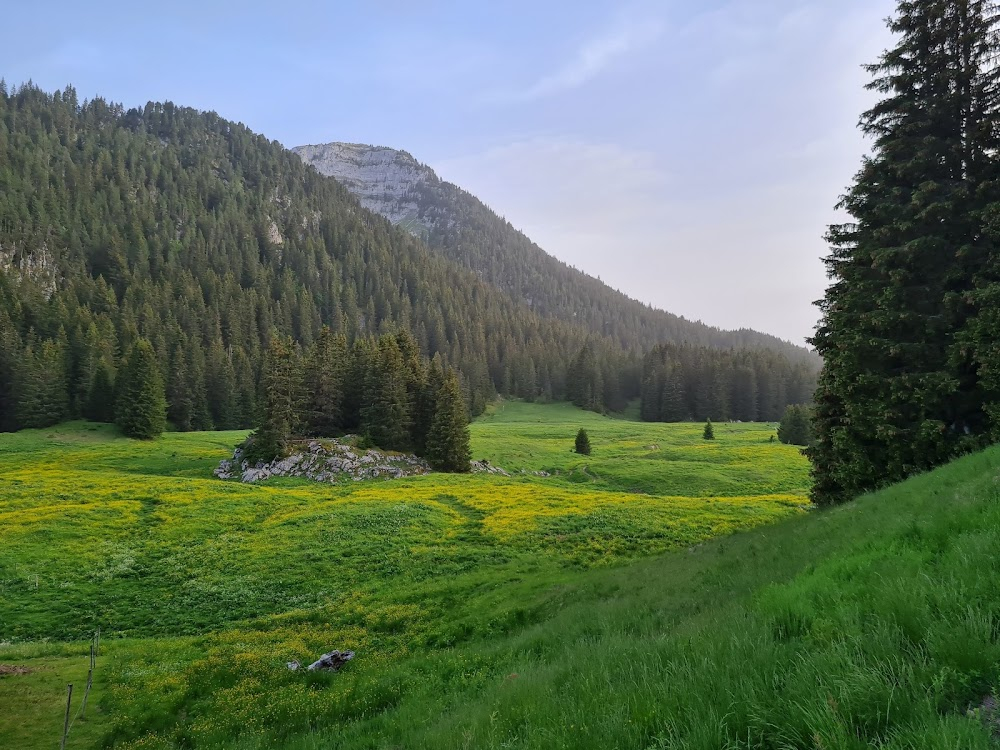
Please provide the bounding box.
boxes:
[81,642,95,719]
[60,684,73,750]
[81,668,93,719]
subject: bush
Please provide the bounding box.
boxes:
[703,419,715,440]
[778,405,813,447]
[575,428,591,455]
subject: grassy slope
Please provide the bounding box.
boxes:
[0,406,807,749]
[279,441,1000,749]
[7,404,999,747]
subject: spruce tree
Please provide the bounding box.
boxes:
[703,419,714,441]
[575,428,591,455]
[116,339,167,439]
[810,0,1000,504]
[86,358,116,423]
[778,405,812,447]
[167,344,193,432]
[426,370,471,472]
[361,335,410,451]
[303,326,347,436]
[247,335,303,463]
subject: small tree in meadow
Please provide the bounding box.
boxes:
[703,419,715,441]
[778,404,813,447]
[575,428,591,455]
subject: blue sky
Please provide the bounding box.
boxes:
[2,0,896,344]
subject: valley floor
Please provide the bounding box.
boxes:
[5,402,997,748]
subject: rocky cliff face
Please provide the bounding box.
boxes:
[292,142,449,239]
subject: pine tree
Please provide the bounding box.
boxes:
[167,345,193,431]
[426,369,471,472]
[414,354,445,456]
[574,428,591,455]
[810,1,1000,504]
[246,335,303,463]
[703,419,714,441]
[15,338,70,429]
[361,335,410,451]
[116,339,167,439]
[86,358,116,423]
[303,326,347,436]
[659,366,688,422]
[778,405,812,447]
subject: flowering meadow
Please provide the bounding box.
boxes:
[0,402,810,749]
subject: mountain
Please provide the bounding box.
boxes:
[0,83,815,433]
[293,142,816,365]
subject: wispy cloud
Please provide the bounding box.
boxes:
[496,18,664,103]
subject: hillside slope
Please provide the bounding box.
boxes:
[268,434,1000,749]
[0,84,815,431]
[293,142,817,364]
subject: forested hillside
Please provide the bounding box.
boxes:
[0,83,814,433]
[295,142,817,364]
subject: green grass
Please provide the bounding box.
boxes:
[9,402,999,747]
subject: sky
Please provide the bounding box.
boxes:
[2,0,897,345]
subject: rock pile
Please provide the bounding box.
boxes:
[287,650,355,672]
[470,459,510,476]
[215,438,431,484]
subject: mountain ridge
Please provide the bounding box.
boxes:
[293,141,816,364]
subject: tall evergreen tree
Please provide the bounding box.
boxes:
[86,358,116,423]
[303,326,347,436]
[167,344,193,432]
[361,334,410,450]
[116,339,167,439]
[247,335,303,463]
[15,338,70,429]
[810,0,1000,504]
[425,369,471,472]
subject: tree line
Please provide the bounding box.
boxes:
[637,343,817,423]
[812,0,1000,504]
[249,328,470,471]
[0,82,817,434]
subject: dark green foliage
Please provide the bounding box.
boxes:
[778,404,812,447]
[574,428,591,455]
[703,419,714,441]
[361,334,411,451]
[641,343,815,423]
[85,358,115,423]
[303,327,347,436]
[14,337,69,429]
[425,370,471,472]
[167,345,193,432]
[245,336,303,464]
[810,1,1000,505]
[115,339,166,439]
[566,344,603,412]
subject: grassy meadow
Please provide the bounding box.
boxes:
[9,402,1000,747]
[0,403,809,748]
